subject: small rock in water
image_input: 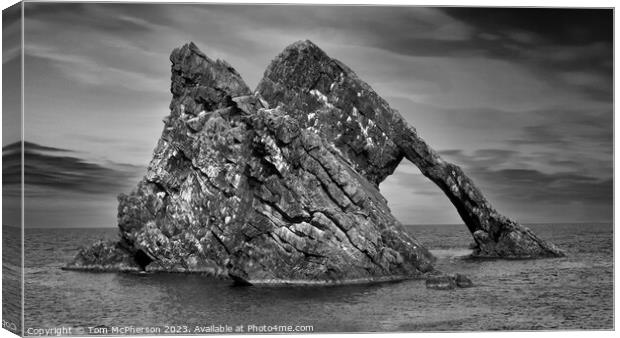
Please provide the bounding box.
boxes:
[425,275,457,290]
[455,273,474,288]
[425,273,473,290]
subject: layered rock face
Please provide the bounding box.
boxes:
[67,40,562,285]
[257,40,564,259]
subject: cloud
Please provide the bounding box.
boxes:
[2,141,144,197]
[442,8,613,45]
[24,3,166,35]
[25,43,167,93]
[2,3,21,64]
[433,147,612,220]
[23,3,179,94]
[436,8,613,105]
[478,168,611,202]
[3,140,146,228]
[385,97,611,179]
[381,147,612,224]
[380,102,612,224]
[4,141,73,153]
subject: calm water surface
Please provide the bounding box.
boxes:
[3,225,22,334]
[18,223,613,333]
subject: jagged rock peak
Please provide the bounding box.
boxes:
[259,39,344,95]
[272,39,328,62]
[170,41,250,108]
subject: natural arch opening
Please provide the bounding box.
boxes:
[380,160,474,256]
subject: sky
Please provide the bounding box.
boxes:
[2,3,613,227]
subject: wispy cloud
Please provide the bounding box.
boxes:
[25,42,167,93]
[3,141,144,196]
[2,3,21,64]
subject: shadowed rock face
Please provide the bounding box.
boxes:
[67,40,563,284]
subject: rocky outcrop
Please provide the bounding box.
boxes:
[64,240,140,272]
[455,273,474,288]
[67,42,435,285]
[67,40,563,285]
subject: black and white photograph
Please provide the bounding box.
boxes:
[1,2,615,335]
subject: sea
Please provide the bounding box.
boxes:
[3,223,614,334]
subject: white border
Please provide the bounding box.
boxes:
[0,1,616,338]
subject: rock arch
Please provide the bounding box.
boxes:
[256,40,564,258]
[67,40,563,285]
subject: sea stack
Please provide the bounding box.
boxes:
[66,40,563,284]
